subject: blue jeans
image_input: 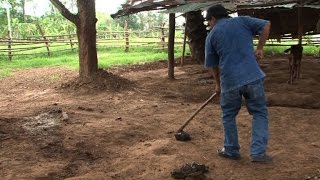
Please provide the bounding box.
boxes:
[220,78,269,158]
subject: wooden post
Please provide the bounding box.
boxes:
[181,13,188,66]
[7,35,12,61]
[298,7,303,45]
[160,23,165,50]
[36,23,50,56]
[124,20,129,52]
[5,2,12,61]
[168,13,175,80]
[69,32,74,51]
[297,6,303,79]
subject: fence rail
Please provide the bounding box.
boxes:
[0,29,319,60]
[0,28,187,60]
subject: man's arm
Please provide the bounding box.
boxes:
[255,22,271,60]
[208,67,221,94]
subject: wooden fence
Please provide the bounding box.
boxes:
[0,29,319,61]
[0,27,187,60]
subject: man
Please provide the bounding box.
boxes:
[205,4,272,162]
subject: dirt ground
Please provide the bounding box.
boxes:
[0,55,319,180]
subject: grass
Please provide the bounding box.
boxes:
[264,45,320,55]
[0,45,186,78]
[0,41,319,78]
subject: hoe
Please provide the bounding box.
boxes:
[175,93,218,141]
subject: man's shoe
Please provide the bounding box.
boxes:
[251,154,272,163]
[217,148,241,160]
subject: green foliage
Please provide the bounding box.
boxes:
[114,12,168,31]
[0,0,169,38]
[114,14,140,30]
[7,0,24,21]
[37,13,76,35]
[0,8,7,37]
[96,12,119,31]
[263,45,320,56]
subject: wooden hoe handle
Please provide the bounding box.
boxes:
[177,93,218,132]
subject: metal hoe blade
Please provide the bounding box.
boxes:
[174,93,217,141]
[175,130,191,141]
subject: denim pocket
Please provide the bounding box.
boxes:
[221,88,242,109]
[245,80,265,100]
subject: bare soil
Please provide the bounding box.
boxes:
[0,56,319,180]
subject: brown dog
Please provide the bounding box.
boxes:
[284,44,303,84]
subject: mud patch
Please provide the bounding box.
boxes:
[22,107,68,158]
[171,162,209,179]
[23,107,68,132]
[0,118,25,141]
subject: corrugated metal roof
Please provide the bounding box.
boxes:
[237,0,320,10]
[305,5,320,9]
[163,1,236,13]
[303,0,320,9]
[237,3,297,10]
[111,0,320,18]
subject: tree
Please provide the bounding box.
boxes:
[184,11,206,63]
[0,4,7,36]
[7,0,23,20]
[50,0,98,78]
[114,14,141,30]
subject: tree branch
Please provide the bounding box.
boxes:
[49,0,78,24]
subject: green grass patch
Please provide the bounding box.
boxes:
[0,45,186,78]
[264,45,320,55]
[0,42,319,78]
[0,68,11,78]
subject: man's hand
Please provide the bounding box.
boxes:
[255,49,264,60]
[256,21,270,60]
[210,67,221,95]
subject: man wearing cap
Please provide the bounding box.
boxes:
[205,4,272,162]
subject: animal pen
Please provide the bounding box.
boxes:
[112,0,320,79]
[0,1,320,179]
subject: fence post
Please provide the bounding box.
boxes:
[124,20,129,52]
[7,36,12,61]
[160,23,166,50]
[6,3,12,61]
[36,22,50,56]
[69,32,74,52]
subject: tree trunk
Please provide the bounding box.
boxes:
[50,0,98,78]
[76,0,98,78]
[22,0,25,22]
[185,11,207,63]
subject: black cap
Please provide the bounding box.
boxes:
[206,4,229,20]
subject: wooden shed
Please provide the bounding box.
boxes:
[112,0,320,78]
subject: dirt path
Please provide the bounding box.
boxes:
[0,56,319,179]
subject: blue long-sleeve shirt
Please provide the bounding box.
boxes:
[205,16,269,93]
